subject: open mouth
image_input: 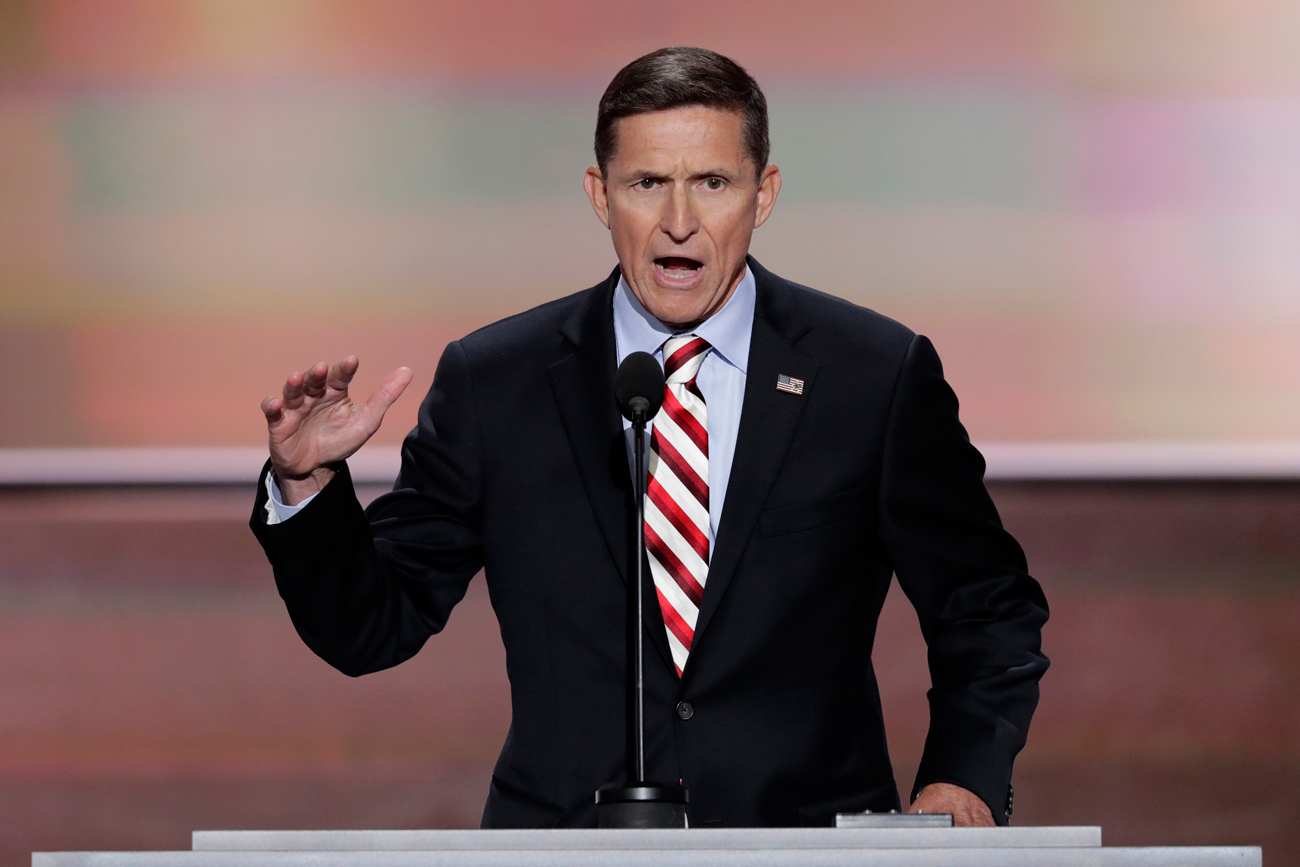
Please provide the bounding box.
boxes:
[654,257,703,281]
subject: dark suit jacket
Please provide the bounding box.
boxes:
[250,257,1049,828]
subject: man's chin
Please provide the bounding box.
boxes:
[641,297,716,329]
[625,269,731,328]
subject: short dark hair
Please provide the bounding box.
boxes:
[595,47,770,180]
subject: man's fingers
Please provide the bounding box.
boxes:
[261,395,283,421]
[327,356,360,391]
[363,366,415,422]
[302,361,329,397]
[281,371,306,409]
[909,783,995,827]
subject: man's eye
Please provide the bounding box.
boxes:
[637,178,657,190]
[705,178,724,190]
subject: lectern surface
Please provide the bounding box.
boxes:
[33,846,1261,867]
[192,827,1101,851]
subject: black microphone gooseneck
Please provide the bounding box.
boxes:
[614,352,664,783]
[631,396,648,782]
[598,352,686,828]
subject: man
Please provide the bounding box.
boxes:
[252,47,1048,829]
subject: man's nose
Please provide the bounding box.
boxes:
[660,186,700,242]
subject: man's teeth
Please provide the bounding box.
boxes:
[657,260,701,277]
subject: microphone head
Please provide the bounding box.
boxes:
[615,351,666,422]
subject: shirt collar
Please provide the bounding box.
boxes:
[613,266,755,374]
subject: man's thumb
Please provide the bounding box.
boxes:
[365,366,414,419]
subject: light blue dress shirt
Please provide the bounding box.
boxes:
[267,267,757,536]
[613,267,755,557]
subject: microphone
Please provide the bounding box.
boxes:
[598,351,687,828]
[615,351,665,423]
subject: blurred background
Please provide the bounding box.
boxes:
[1,0,1298,863]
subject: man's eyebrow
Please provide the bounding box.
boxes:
[618,168,740,181]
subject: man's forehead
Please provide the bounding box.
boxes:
[610,106,748,172]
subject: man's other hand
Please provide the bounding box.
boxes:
[909,782,995,827]
[261,357,413,505]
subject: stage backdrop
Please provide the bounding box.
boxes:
[2,4,1300,866]
[2,0,1299,449]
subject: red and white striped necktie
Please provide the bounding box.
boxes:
[646,335,711,676]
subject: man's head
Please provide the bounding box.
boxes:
[584,47,781,329]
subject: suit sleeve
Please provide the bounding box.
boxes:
[878,334,1049,824]
[249,340,485,677]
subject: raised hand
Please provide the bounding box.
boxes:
[261,356,414,505]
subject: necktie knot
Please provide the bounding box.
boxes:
[663,335,710,385]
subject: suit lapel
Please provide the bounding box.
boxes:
[547,269,629,582]
[547,269,676,674]
[689,259,819,664]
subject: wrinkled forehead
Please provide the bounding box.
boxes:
[607,107,750,176]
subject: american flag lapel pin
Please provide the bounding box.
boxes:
[776,374,804,395]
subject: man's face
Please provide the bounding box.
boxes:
[584,106,781,328]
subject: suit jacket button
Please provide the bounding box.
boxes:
[676,701,694,720]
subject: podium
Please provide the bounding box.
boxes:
[33,827,1261,865]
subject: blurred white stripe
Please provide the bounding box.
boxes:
[979,442,1300,480]
[0,447,402,486]
[0,442,1299,485]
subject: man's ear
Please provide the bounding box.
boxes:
[753,163,782,229]
[584,166,611,230]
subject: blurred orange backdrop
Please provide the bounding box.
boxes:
[2,0,1299,449]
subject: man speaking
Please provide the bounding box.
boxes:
[251,47,1049,829]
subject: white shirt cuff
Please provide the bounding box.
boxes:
[264,469,319,525]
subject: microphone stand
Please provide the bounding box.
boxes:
[595,397,687,828]
[632,400,648,783]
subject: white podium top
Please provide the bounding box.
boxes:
[191,827,1100,851]
[32,828,1263,867]
[34,845,1261,867]
[188,826,1102,852]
